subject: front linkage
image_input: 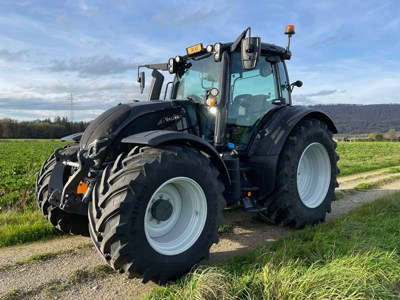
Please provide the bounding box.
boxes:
[47,147,95,216]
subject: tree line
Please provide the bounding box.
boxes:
[0,117,88,139]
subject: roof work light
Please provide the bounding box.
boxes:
[284,25,296,53]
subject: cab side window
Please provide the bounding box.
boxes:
[229,55,277,126]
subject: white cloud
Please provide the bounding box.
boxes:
[1,0,400,121]
[46,55,137,77]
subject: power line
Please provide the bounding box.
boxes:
[70,93,74,123]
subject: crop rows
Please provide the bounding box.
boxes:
[0,140,66,211]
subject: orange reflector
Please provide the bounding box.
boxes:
[247,191,252,197]
[207,97,217,106]
[77,181,89,195]
[285,25,295,35]
[68,176,89,195]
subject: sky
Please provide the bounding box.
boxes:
[1,0,400,122]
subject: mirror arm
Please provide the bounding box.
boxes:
[231,27,250,52]
[137,65,148,94]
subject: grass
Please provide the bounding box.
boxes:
[387,167,400,173]
[0,210,62,247]
[0,289,22,300]
[0,139,66,211]
[146,193,400,300]
[1,252,61,271]
[355,175,400,190]
[337,142,400,176]
[218,224,234,234]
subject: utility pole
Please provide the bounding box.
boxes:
[70,93,74,123]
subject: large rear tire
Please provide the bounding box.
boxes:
[35,144,89,236]
[88,146,225,283]
[258,118,339,228]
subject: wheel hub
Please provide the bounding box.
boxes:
[144,177,207,256]
[151,198,173,222]
[297,142,331,208]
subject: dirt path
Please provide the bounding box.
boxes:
[1,168,399,300]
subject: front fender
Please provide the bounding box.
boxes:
[122,130,231,188]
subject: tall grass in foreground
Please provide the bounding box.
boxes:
[147,193,400,300]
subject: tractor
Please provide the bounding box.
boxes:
[35,25,339,283]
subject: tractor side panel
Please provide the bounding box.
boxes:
[249,105,337,199]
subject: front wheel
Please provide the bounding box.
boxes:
[259,118,339,228]
[88,146,225,283]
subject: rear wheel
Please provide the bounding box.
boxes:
[259,118,339,228]
[88,146,225,283]
[35,144,89,236]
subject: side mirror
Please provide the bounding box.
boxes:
[241,37,261,70]
[290,80,303,91]
[138,71,145,94]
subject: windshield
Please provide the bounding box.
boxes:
[172,55,221,101]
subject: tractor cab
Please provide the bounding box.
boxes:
[138,26,296,153]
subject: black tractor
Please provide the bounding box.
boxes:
[36,26,339,283]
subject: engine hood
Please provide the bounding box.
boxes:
[80,100,186,163]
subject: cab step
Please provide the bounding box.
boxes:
[241,187,266,213]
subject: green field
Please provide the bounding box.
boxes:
[0,140,66,246]
[0,139,65,211]
[337,141,400,176]
[0,140,400,247]
[1,140,399,211]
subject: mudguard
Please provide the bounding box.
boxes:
[122,130,231,188]
[248,105,337,199]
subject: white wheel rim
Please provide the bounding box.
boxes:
[297,143,331,208]
[144,177,207,256]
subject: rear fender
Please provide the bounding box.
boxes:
[249,106,337,199]
[122,130,231,188]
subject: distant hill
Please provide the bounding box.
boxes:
[310,104,400,135]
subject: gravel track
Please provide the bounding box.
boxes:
[1,168,399,300]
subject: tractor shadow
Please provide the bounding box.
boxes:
[205,185,400,266]
[204,207,295,266]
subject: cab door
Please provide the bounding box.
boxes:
[226,53,280,151]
